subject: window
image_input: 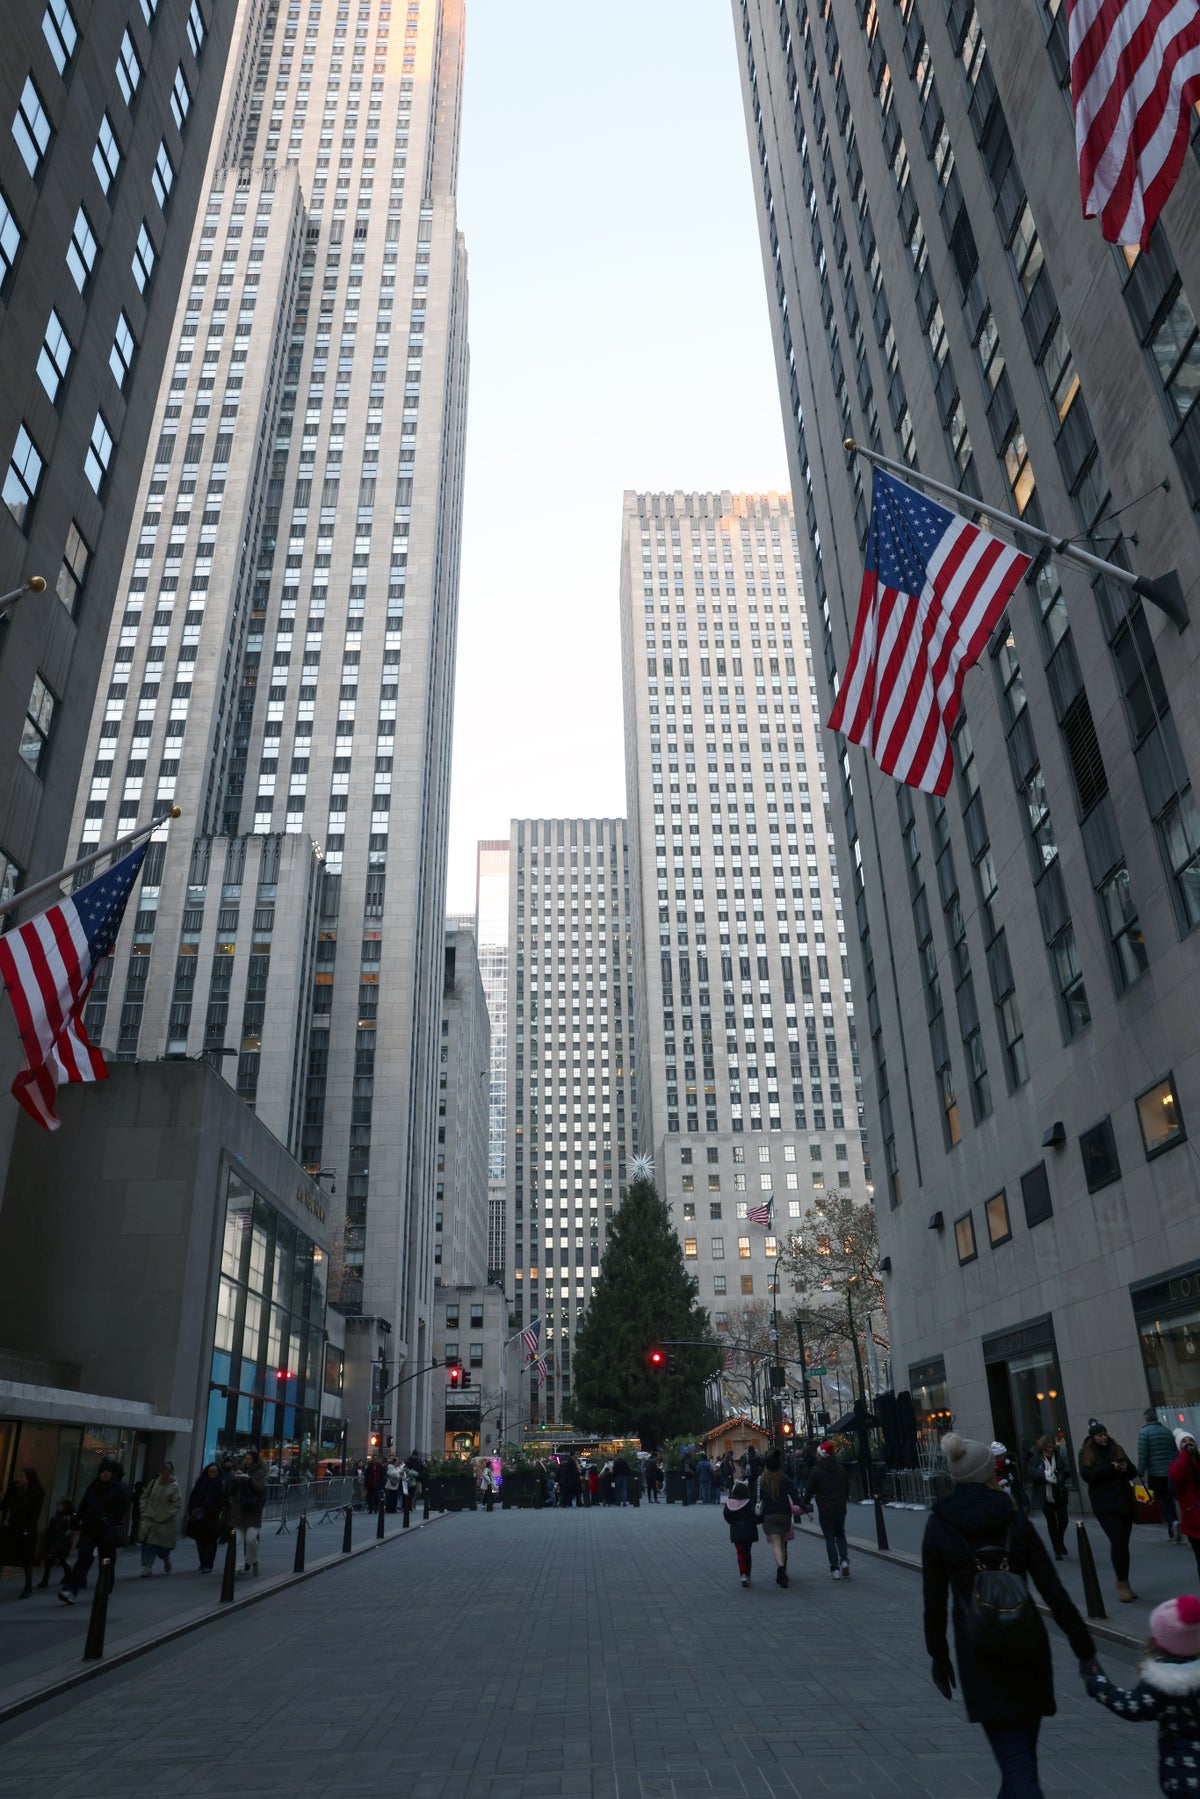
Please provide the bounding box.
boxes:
[1009,203,1044,301]
[13,76,52,179]
[684,1238,697,1258]
[740,1275,754,1294]
[93,112,122,195]
[1080,1116,1121,1193]
[1099,865,1149,989]
[469,1343,483,1366]
[109,311,136,390]
[1148,285,1200,427]
[710,1201,722,1219]
[128,223,156,298]
[1003,428,1036,515]
[0,188,21,290]
[67,204,97,290]
[43,0,77,74]
[711,1236,724,1259]
[56,521,89,613]
[3,424,43,528]
[187,0,207,60]
[170,67,191,133]
[954,1212,977,1265]
[1052,926,1090,1038]
[152,140,174,209]
[985,1190,1012,1248]
[758,1146,770,1162]
[713,1274,727,1295]
[85,411,114,494]
[36,309,71,403]
[116,27,141,104]
[141,0,159,25]
[1159,791,1200,932]
[737,1235,751,1259]
[1020,1162,1053,1228]
[1136,1074,1185,1160]
[0,846,22,922]
[19,674,56,775]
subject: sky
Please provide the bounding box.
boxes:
[444,0,789,912]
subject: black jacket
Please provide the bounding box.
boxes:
[723,1497,759,1546]
[186,1472,227,1532]
[756,1474,801,1533]
[75,1458,129,1550]
[803,1456,850,1519]
[0,1482,43,1562]
[1087,1654,1200,1798]
[1079,1439,1136,1519]
[922,1483,1094,1724]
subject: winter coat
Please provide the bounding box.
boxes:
[1079,1437,1136,1519]
[723,1495,759,1547]
[1087,1654,1200,1798]
[756,1473,801,1537]
[186,1472,227,1537]
[1170,1448,1200,1541]
[1024,1443,1071,1510]
[922,1483,1095,1724]
[138,1473,181,1549]
[1139,1418,1179,1481]
[227,1460,268,1528]
[803,1456,850,1519]
[385,1462,402,1491]
[0,1482,43,1564]
[75,1458,130,1550]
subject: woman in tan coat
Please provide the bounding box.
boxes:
[138,1462,181,1577]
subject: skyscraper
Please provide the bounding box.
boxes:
[505,818,634,1430]
[67,0,469,1452]
[620,490,870,1350]
[733,1,1200,1451]
[438,921,490,1290]
[0,1,235,1174]
[475,837,509,1283]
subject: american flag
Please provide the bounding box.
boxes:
[521,1317,541,1361]
[1068,0,1200,249]
[747,1200,773,1226]
[828,471,1029,795]
[534,1356,548,1388]
[723,1349,738,1371]
[0,844,147,1131]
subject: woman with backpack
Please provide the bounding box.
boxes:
[922,1431,1097,1797]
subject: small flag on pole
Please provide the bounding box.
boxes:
[724,1350,738,1371]
[534,1356,548,1388]
[747,1200,773,1227]
[521,1318,541,1361]
[0,844,148,1131]
[1068,0,1200,250]
[828,470,1030,795]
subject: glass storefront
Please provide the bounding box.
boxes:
[983,1315,1071,1482]
[206,1171,328,1473]
[1133,1264,1200,1442]
[0,1422,149,1542]
[908,1356,950,1451]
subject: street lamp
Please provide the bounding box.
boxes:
[0,575,45,620]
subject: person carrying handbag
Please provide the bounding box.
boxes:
[1080,1418,1138,1602]
[755,1449,803,1588]
[922,1432,1097,1798]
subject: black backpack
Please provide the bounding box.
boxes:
[949,1517,1044,1661]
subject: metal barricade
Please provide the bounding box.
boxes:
[262,1476,355,1529]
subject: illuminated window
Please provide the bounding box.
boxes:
[954,1213,976,1265]
[1136,1074,1185,1160]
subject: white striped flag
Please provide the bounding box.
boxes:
[724,1349,738,1371]
[1068,0,1200,249]
[0,844,147,1130]
[747,1200,773,1226]
[534,1356,548,1388]
[828,471,1030,795]
[521,1317,541,1361]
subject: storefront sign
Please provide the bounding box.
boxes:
[982,1313,1054,1364]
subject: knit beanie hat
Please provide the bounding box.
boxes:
[817,1441,835,1456]
[1150,1595,1200,1658]
[942,1432,995,1484]
[1176,1428,1196,1450]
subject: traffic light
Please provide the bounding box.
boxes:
[781,1418,794,1437]
[462,1369,472,1389]
[369,1433,380,1449]
[448,1363,462,1388]
[666,1351,676,1374]
[646,1347,665,1372]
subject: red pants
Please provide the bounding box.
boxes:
[735,1543,752,1576]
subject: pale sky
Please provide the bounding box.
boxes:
[445,0,789,912]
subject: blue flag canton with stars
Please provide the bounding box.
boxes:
[869,470,954,598]
[73,843,148,961]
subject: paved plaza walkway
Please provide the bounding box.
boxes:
[0,1502,1158,1797]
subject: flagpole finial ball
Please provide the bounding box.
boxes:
[168,807,182,819]
[28,576,46,592]
[843,438,858,453]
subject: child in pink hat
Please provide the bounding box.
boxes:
[1085,1594,1200,1794]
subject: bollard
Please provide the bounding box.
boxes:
[293,1514,307,1574]
[422,1487,430,1522]
[376,1499,386,1541]
[219,1532,238,1604]
[874,1493,890,1552]
[342,1504,353,1554]
[81,1558,112,1660]
[1075,1520,1108,1619]
[402,1499,411,1529]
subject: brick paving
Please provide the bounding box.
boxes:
[0,1504,1154,1797]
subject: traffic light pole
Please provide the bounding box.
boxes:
[368,1358,443,1453]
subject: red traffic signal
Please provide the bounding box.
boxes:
[369,1433,380,1449]
[647,1347,665,1371]
[448,1363,462,1388]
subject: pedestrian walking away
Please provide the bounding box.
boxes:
[227,1448,268,1576]
[59,1455,129,1605]
[1080,1418,1139,1602]
[1168,1431,1200,1583]
[0,1467,44,1598]
[611,1454,632,1506]
[723,1478,758,1587]
[922,1431,1097,1799]
[37,1496,74,1589]
[1085,1594,1200,1796]
[803,1440,851,1579]
[1026,1434,1071,1561]
[384,1457,402,1514]
[479,1462,495,1513]
[696,1451,714,1505]
[185,1462,228,1572]
[138,1462,181,1576]
[755,1449,803,1588]
[1140,1408,1183,1542]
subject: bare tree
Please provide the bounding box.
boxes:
[783,1192,890,1354]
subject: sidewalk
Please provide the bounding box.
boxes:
[0,1500,432,1717]
[810,1494,1192,1642]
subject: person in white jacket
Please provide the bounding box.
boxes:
[384,1457,402,1514]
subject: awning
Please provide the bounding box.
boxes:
[0,1379,191,1435]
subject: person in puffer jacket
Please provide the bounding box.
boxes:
[1086,1594,1200,1796]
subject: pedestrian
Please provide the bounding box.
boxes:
[227,1448,268,1577]
[138,1461,181,1577]
[681,1452,697,1506]
[755,1449,803,1588]
[612,1454,632,1506]
[59,1456,129,1606]
[1139,1408,1182,1543]
[922,1432,1097,1798]
[364,1454,385,1513]
[0,1468,44,1598]
[185,1462,227,1572]
[37,1497,74,1589]
[479,1462,495,1513]
[1027,1433,1072,1561]
[724,1477,758,1586]
[384,1457,402,1514]
[804,1439,851,1579]
[1168,1431,1200,1581]
[697,1451,714,1505]
[1084,1594,1200,1795]
[587,1464,600,1506]
[1080,1418,1139,1602]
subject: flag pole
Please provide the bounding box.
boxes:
[843,438,1188,631]
[0,808,182,922]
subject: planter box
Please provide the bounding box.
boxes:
[427,1475,477,1513]
[664,1470,684,1505]
[500,1470,539,1510]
